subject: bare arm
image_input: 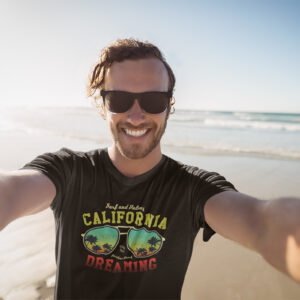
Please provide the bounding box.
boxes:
[204,191,300,283]
[257,197,300,283]
[0,169,56,230]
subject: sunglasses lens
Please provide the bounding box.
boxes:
[140,93,169,114]
[104,91,170,114]
[127,228,163,258]
[105,92,133,113]
[83,226,119,255]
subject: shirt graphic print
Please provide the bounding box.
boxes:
[82,202,167,273]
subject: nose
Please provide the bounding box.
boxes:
[126,99,146,126]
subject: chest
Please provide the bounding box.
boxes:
[60,175,195,275]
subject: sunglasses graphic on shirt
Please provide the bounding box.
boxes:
[81,225,165,258]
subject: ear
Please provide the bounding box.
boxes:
[166,96,175,119]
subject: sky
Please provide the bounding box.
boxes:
[0,0,299,112]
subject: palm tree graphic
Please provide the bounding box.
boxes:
[147,236,161,254]
[147,236,160,247]
[85,234,98,247]
[92,245,102,252]
[137,248,148,256]
[149,246,156,253]
[102,243,113,253]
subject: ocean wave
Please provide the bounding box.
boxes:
[14,126,111,144]
[170,110,300,131]
[202,119,300,131]
[163,142,300,161]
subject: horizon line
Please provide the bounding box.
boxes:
[3,105,300,115]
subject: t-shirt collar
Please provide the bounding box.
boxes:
[102,148,167,186]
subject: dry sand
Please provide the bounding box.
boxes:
[180,153,300,300]
[1,131,300,299]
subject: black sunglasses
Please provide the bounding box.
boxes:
[100,90,173,114]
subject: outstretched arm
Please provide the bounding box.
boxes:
[204,191,300,283]
[0,169,55,231]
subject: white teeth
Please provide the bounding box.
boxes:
[125,129,147,137]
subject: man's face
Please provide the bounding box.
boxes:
[103,58,170,159]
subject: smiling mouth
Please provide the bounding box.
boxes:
[123,128,150,137]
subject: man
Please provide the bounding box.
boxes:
[0,38,299,300]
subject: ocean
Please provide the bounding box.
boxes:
[1,106,300,160]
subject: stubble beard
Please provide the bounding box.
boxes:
[110,118,168,160]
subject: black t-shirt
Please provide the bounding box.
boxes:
[20,147,237,300]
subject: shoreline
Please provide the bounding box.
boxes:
[163,144,300,162]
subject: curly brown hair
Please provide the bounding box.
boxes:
[87,38,176,113]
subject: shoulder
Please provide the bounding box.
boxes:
[22,147,107,173]
[53,147,106,162]
[163,155,237,197]
[164,155,223,182]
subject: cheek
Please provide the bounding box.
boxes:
[154,112,167,125]
[107,113,122,126]
[106,115,119,134]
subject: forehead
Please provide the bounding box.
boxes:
[104,58,169,92]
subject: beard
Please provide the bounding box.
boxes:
[109,117,168,160]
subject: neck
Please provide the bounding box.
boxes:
[108,144,162,177]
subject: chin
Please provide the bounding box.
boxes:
[117,143,157,160]
[111,118,168,160]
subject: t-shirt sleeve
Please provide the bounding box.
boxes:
[18,147,74,214]
[192,170,238,242]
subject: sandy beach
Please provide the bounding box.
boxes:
[180,154,300,300]
[0,129,300,300]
